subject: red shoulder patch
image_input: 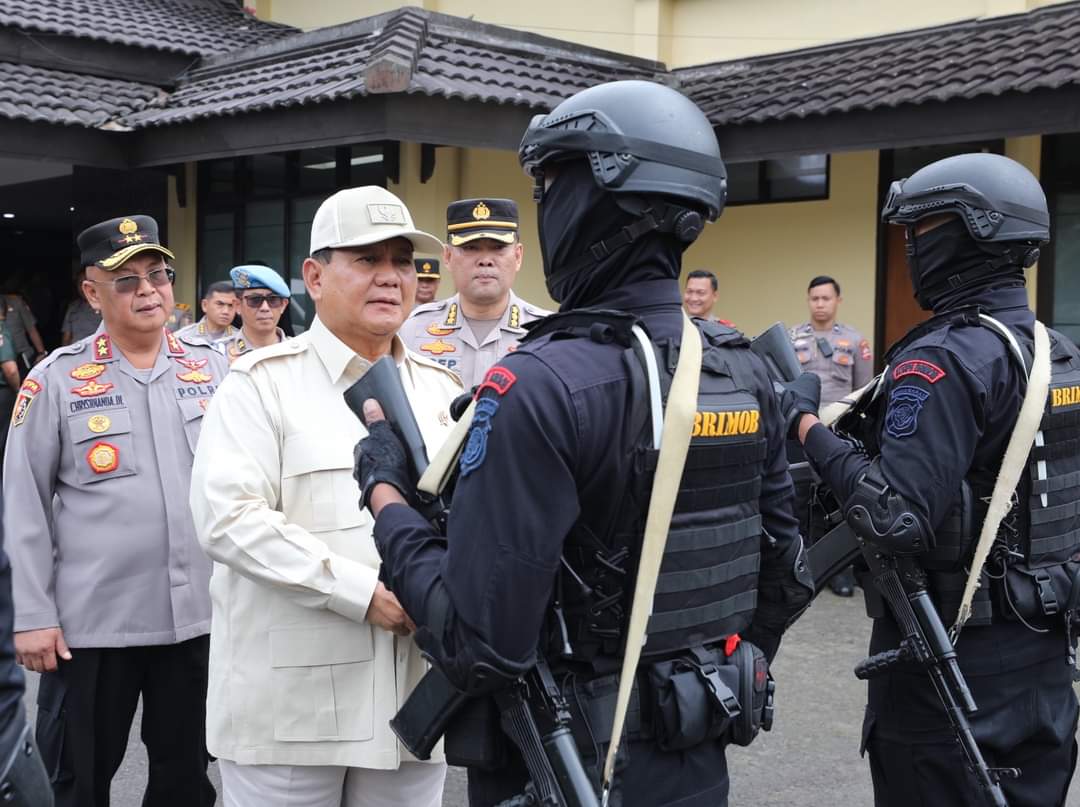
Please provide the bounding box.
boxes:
[475,366,517,398]
[893,359,947,384]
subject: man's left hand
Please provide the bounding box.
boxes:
[353,399,411,516]
[780,373,821,441]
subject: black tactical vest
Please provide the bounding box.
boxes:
[842,308,1080,626]
[546,317,767,667]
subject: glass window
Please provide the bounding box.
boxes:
[350,145,386,187]
[198,143,392,331]
[1052,191,1080,344]
[726,155,828,206]
[203,159,235,203]
[765,155,828,200]
[243,200,284,270]
[200,212,235,289]
[298,147,339,193]
[248,153,287,197]
[287,195,324,333]
[726,162,760,205]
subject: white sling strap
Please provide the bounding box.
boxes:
[952,318,1051,636]
[601,313,702,805]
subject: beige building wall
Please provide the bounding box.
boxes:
[683,150,880,339]
[256,0,1075,67]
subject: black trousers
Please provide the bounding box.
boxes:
[35,635,215,807]
[864,653,1079,807]
[466,737,729,807]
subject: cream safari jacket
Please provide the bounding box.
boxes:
[189,316,462,767]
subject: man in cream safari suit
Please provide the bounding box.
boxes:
[190,187,462,806]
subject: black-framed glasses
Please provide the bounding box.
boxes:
[88,267,175,295]
[241,293,286,309]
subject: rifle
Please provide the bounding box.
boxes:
[747,326,1015,806]
[808,522,1016,806]
[345,359,598,807]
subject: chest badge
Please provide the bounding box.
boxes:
[176,357,208,372]
[71,380,114,398]
[70,363,107,381]
[421,339,456,355]
[86,441,119,474]
[426,323,455,337]
[177,369,213,384]
[87,414,111,433]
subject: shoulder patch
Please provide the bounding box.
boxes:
[893,358,946,384]
[859,339,872,362]
[229,337,307,374]
[459,397,499,477]
[885,385,930,439]
[476,365,517,397]
[11,377,43,427]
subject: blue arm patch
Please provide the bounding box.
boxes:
[459,397,500,477]
[884,385,930,439]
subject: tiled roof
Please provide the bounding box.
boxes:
[120,8,662,128]
[677,1,1080,126]
[0,61,161,128]
[0,0,297,58]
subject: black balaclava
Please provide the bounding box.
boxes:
[538,160,687,311]
[906,218,1027,312]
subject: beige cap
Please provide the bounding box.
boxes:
[309,186,443,255]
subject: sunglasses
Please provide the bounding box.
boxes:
[89,267,175,295]
[242,293,286,309]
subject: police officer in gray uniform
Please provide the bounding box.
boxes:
[789,275,873,406]
[398,198,550,388]
[3,215,225,807]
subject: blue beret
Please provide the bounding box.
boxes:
[230,264,290,297]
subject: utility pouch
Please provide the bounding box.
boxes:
[727,639,774,747]
[1002,561,1080,624]
[646,640,771,752]
[444,696,507,771]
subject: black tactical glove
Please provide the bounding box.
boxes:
[780,372,821,440]
[353,421,414,512]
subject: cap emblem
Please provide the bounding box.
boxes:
[235,271,250,288]
[472,202,491,221]
[118,218,138,235]
[367,204,406,225]
[422,262,432,270]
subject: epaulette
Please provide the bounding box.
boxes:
[176,331,216,350]
[175,302,191,311]
[230,336,307,374]
[407,298,450,319]
[404,347,465,386]
[35,339,89,373]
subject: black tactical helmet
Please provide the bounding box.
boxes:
[518,80,727,220]
[882,153,1049,245]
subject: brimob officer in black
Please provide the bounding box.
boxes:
[786,153,1080,806]
[356,80,813,806]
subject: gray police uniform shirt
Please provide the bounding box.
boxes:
[789,321,873,407]
[61,298,102,343]
[398,290,550,388]
[220,327,286,365]
[177,316,237,347]
[2,323,228,648]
